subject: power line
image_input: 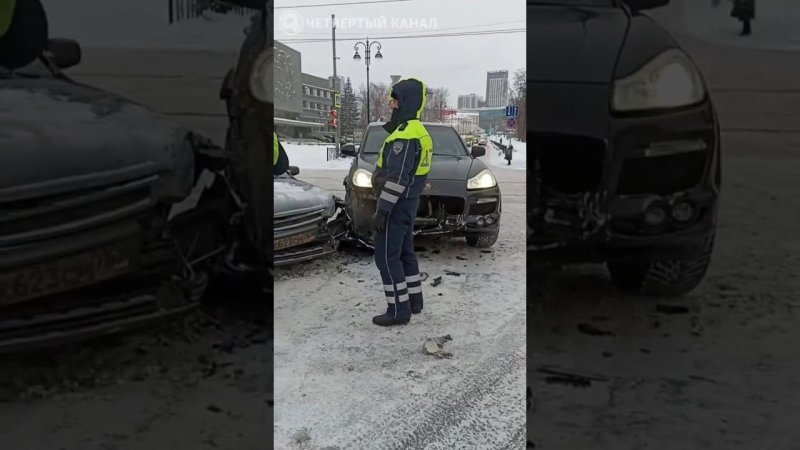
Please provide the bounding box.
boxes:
[280,28,525,43]
[275,18,527,37]
[275,0,413,8]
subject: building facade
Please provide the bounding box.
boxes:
[301,73,336,141]
[274,41,338,139]
[443,113,479,135]
[485,70,509,108]
[458,107,507,134]
[457,93,481,109]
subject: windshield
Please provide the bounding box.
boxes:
[361,126,469,157]
[528,0,615,5]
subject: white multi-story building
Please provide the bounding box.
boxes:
[457,93,481,109]
[485,70,509,108]
[444,113,480,135]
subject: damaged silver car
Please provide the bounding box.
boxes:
[274,166,346,265]
[0,38,233,353]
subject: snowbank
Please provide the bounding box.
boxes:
[486,135,526,171]
[41,0,251,50]
[284,143,355,171]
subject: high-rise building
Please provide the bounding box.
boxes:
[485,70,509,107]
[458,93,480,109]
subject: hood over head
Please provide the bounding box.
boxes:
[383,77,426,134]
[0,0,49,70]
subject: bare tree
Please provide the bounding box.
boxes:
[510,68,526,105]
[421,87,449,122]
[357,82,390,124]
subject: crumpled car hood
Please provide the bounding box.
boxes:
[0,77,192,201]
[274,177,335,217]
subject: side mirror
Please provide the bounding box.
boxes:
[288,166,300,176]
[46,38,82,69]
[471,146,486,158]
[340,143,357,157]
[624,0,670,11]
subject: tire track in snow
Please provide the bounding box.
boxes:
[334,314,526,450]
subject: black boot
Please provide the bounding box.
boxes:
[372,302,411,326]
[740,20,751,36]
[411,297,423,314]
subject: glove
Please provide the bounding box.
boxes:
[372,210,388,234]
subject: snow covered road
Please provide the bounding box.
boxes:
[273,168,526,449]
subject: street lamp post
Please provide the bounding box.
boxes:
[353,38,382,125]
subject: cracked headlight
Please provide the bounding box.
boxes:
[323,196,336,218]
[612,49,706,112]
[352,168,373,188]
[249,48,272,103]
[467,169,497,190]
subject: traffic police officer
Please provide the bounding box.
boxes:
[0,0,48,70]
[273,131,289,176]
[371,77,432,327]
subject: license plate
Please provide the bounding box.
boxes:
[274,231,317,251]
[0,241,139,305]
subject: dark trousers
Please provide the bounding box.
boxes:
[374,197,423,310]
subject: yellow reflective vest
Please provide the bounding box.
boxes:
[377,120,432,176]
[273,132,279,166]
[0,0,16,37]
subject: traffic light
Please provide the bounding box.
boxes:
[328,109,337,128]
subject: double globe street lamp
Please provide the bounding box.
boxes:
[353,38,383,125]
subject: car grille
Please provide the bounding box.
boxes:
[0,176,157,246]
[417,196,465,217]
[617,151,709,196]
[274,206,326,234]
[532,134,606,193]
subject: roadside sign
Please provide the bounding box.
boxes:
[506,118,516,128]
[505,105,519,118]
[334,92,341,108]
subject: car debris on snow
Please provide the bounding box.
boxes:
[422,335,453,359]
[431,276,443,287]
[207,404,223,413]
[656,304,691,315]
[577,323,615,337]
[292,428,312,445]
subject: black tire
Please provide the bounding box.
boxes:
[465,228,499,248]
[607,231,715,297]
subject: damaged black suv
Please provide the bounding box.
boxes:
[343,122,502,248]
[528,0,721,296]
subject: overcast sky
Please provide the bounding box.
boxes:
[275,0,526,107]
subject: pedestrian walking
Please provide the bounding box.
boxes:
[505,144,513,166]
[731,0,755,36]
[370,77,432,326]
